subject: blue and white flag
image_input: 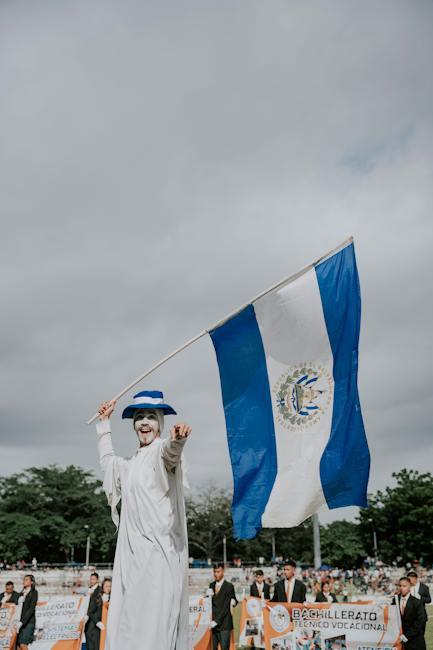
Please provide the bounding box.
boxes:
[210,240,370,539]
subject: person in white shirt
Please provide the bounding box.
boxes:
[315,580,338,603]
[209,564,238,650]
[271,559,307,603]
[16,575,38,650]
[250,570,271,599]
[397,577,426,650]
[95,391,191,650]
[407,570,431,633]
[0,581,19,606]
[85,573,101,650]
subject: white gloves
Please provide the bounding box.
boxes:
[210,621,217,629]
[230,598,237,608]
[206,588,214,596]
[400,634,408,643]
[96,622,105,630]
[15,621,22,632]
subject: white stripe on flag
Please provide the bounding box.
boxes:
[254,267,334,527]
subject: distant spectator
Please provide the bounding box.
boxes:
[85,572,101,650]
[315,580,338,603]
[0,581,19,606]
[101,577,112,603]
[250,570,271,599]
[16,574,38,650]
[407,570,431,632]
[312,581,322,599]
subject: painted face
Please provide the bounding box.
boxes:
[133,409,160,446]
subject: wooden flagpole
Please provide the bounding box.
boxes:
[86,236,353,424]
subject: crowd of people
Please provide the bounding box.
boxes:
[242,560,432,650]
[205,558,433,650]
[0,574,38,650]
[0,571,112,650]
[0,559,431,650]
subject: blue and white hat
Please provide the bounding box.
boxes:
[121,390,177,419]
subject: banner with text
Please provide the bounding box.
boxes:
[263,601,402,650]
[31,595,87,650]
[0,603,17,650]
[189,595,212,650]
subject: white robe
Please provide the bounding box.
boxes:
[96,419,189,650]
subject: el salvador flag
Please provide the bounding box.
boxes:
[210,240,370,539]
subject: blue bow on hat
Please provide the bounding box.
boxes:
[121,390,177,419]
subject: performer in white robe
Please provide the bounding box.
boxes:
[95,390,191,650]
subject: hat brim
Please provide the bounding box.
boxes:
[122,404,177,419]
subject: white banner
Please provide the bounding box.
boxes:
[263,601,402,650]
[0,603,18,650]
[31,595,87,650]
[189,595,212,650]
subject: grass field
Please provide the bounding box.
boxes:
[233,603,433,648]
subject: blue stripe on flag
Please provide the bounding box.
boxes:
[210,305,278,539]
[316,243,370,509]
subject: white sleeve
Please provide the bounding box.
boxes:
[161,437,187,473]
[96,419,123,528]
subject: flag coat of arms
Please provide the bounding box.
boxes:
[210,240,370,539]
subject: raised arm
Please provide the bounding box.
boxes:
[95,400,123,527]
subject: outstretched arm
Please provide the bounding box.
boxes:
[161,423,191,473]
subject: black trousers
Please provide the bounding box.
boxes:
[85,621,101,650]
[212,629,231,650]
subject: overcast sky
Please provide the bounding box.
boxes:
[1,1,432,526]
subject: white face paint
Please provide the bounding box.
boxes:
[133,409,160,447]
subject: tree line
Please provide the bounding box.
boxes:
[0,466,431,566]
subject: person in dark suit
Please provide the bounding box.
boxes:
[397,577,426,650]
[16,574,38,650]
[0,581,20,605]
[250,570,271,600]
[271,559,307,603]
[315,580,338,603]
[209,563,238,650]
[407,570,431,633]
[85,572,101,650]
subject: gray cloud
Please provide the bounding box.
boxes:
[1,0,432,525]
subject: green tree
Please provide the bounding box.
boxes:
[358,469,433,564]
[320,520,366,567]
[0,513,41,560]
[0,466,116,563]
[186,486,314,564]
[186,486,233,559]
